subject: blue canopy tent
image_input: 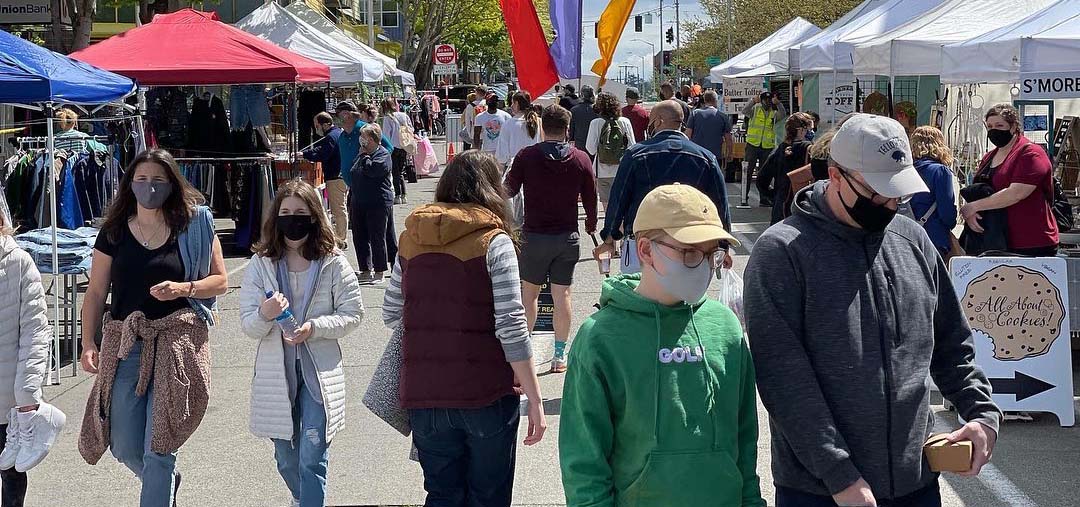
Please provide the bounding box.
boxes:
[0,28,137,384]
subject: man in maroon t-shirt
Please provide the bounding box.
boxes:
[505,104,598,373]
[622,87,650,142]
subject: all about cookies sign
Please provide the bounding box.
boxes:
[952,257,1074,426]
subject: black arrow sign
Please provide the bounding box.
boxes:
[989,371,1055,402]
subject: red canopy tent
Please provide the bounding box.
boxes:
[69,9,329,85]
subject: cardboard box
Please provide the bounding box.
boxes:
[923,434,973,473]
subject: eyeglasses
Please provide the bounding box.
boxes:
[652,239,727,268]
[841,171,912,205]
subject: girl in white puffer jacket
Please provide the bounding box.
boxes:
[0,203,64,506]
[239,180,363,507]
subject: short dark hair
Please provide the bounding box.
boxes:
[660,83,674,92]
[315,112,334,125]
[541,105,571,135]
[702,90,718,104]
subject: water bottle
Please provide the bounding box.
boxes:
[265,291,300,340]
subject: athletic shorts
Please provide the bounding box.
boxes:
[518,231,580,286]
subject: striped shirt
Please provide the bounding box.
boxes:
[382,233,532,362]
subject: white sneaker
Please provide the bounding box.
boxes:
[14,402,66,472]
[369,271,385,285]
[0,409,19,470]
[290,499,300,507]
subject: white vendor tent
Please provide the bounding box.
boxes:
[941,0,1080,84]
[709,17,820,81]
[285,1,416,86]
[851,0,1057,77]
[798,0,944,74]
[236,2,386,83]
[779,0,887,74]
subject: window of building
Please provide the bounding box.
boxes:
[352,0,399,28]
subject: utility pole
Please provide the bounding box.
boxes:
[367,0,375,47]
[658,0,663,63]
[726,0,733,60]
[675,0,680,83]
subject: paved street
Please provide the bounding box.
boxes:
[28,157,1080,506]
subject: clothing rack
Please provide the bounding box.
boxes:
[173,155,273,162]
[17,135,110,147]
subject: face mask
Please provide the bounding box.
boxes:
[131,181,172,210]
[277,215,314,242]
[988,128,1014,148]
[650,242,713,304]
[806,129,816,142]
[840,172,896,233]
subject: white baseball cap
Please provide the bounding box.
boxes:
[829,113,929,198]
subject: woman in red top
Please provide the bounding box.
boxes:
[961,104,1059,255]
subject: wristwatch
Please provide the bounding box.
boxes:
[188,282,196,298]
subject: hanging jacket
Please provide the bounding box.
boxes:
[743,181,1001,500]
[560,274,765,507]
[0,236,50,412]
[239,252,363,443]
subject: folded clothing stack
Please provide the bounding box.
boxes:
[15,227,97,274]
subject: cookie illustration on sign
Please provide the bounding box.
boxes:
[962,265,1065,360]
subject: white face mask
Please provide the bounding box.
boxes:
[650,241,713,304]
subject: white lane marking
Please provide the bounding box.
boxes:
[228,259,250,278]
[976,463,1038,507]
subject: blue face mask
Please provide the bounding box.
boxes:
[651,241,713,304]
[806,129,816,142]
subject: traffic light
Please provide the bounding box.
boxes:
[665,27,674,44]
[635,15,642,32]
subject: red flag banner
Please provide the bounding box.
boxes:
[500,0,560,99]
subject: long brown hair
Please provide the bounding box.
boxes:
[435,150,516,234]
[510,91,539,138]
[101,148,204,243]
[253,180,337,261]
[380,97,398,118]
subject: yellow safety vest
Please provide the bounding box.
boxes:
[746,106,777,149]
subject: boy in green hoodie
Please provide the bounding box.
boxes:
[561,184,764,507]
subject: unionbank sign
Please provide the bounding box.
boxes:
[0,0,53,24]
[1020,72,1080,100]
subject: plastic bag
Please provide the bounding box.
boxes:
[415,136,440,176]
[717,267,745,326]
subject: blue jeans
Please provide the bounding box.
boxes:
[408,394,521,507]
[272,366,329,507]
[110,341,178,507]
[775,480,941,507]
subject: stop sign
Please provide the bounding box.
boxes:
[433,44,457,65]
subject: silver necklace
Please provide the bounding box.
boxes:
[134,218,166,248]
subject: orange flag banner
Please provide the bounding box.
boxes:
[590,0,637,86]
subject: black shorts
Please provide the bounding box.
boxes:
[518,231,580,286]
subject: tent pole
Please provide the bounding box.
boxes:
[45,104,60,386]
[135,87,148,154]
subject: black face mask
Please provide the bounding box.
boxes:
[840,172,896,233]
[988,128,1014,148]
[277,215,314,242]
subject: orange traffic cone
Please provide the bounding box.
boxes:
[447,142,456,164]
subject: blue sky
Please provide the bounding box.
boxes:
[579,0,705,81]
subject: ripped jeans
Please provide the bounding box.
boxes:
[272,363,329,507]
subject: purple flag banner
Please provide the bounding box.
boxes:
[548,0,582,79]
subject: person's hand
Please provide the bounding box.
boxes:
[149,281,186,301]
[833,478,877,506]
[523,399,547,446]
[946,421,997,476]
[285,322,313,345]
[772,96,781,106]
[593,241,615,261]
[585,225,597,235]
[260,292,289,321]
[723,251,734,269]
[960,202,984,233]
[81,343,99,374]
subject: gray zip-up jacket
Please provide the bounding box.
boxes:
[0,236,50,410]
[744,181,1001,500]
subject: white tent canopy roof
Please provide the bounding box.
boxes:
[724,64,779,79]
[236,2,385,83]
[285,1,416,86]
[941,0,1080,83]
[852,0,1058,77]
[780,0,888,74]
[709,17,820,81]
[797,0,945,74]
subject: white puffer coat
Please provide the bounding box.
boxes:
[0,236,50,410]
[239,252,363,443]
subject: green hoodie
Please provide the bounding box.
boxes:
[560,274,764,507]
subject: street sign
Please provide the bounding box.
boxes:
[1020,72,1080,100]
[433,44,457,65]
[433,64,457,76]
[818,72,856,125]
[706,56,722,67]
[0,0,68,24]
[952,257,1075,426]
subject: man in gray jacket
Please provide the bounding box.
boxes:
[744,114,1001,507]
